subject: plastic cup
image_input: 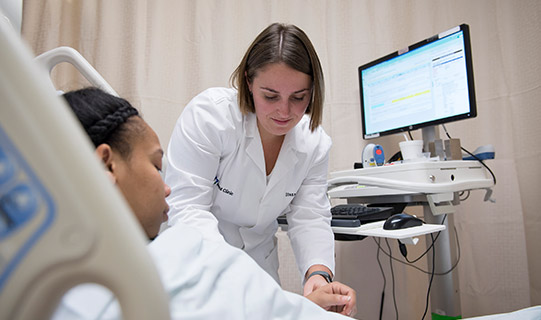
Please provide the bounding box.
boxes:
[399,140,424,160]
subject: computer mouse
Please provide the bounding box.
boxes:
[383,213,423,230]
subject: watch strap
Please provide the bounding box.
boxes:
[307,270,333,283]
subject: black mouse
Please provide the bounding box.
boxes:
[383,213,423,230]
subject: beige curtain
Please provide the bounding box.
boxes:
[22,0,541,318]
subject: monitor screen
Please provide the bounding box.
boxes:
[359,24,476,139]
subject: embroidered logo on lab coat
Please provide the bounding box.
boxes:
[214,176,234,196]
[285,192,296,197]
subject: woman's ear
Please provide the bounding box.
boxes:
[95,144,117,184]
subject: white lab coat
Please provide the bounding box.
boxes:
[52,223,352,320]
[165,87,335,282]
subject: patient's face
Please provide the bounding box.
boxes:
[113,118,171,239]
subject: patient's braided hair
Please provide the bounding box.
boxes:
[62,87,142,158]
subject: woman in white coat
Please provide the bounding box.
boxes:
[165,23,339,296]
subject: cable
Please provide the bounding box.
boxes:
[370,208,464,318]
[421,234,436,320]
[371,230,460,276]
[398,240,408,258]
[385,238,399,320]
[370,223,461,276]
[373,232,460,319]
[371,227,461,319]
[461,146,497,184]
[405,215,447,264]
[441,124,497,185]
[407,130,414,140]
[376,238,386,320]
[404,232,439,264]
[459,190,471,201]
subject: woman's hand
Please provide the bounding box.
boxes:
[303,272,330,295]
[303,265,333,295]
[306,281,357,317]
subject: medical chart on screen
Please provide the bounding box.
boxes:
[362,32,470,135]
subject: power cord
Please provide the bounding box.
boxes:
[385,238,399,320]
[403,215,447,264]
[376,238,386,320]
[371,214,461,319]
[459,190,471,201]
[371,224,461,276]
[441,124,497,185]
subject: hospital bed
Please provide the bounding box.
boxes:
[0,10,169,320]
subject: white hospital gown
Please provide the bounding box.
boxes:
[52,222,352,319]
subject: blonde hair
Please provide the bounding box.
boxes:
[230,23,325,132]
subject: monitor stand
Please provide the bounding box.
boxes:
[421,124,462,317]
[421,125,439,153]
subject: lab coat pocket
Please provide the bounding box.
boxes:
[263,236,280,282]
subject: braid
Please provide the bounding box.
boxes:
[62,87,142,157]
[87,105,139,146]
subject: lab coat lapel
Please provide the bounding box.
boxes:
[245,113,266,175]
[264,124,306,197]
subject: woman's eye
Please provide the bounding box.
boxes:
[264,95,279,101]
[291,95,305,101]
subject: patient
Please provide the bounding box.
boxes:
[53,87,357,319]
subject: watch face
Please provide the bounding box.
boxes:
[322,273,332,283]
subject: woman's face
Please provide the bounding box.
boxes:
[248,62,312,140]
[111,118,171,239]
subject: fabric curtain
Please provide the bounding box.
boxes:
[22,0,541,318]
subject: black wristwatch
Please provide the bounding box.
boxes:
[307,270,333,283]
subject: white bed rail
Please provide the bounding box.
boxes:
[34,46,118,96]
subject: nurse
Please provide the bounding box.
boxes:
[165,22,337,295]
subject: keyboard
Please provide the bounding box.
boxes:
[276,204,394,228]
[330,204,394,227]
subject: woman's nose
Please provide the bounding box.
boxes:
[164,183,171,197]
[276,100,290,116]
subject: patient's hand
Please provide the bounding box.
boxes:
[306,281,357,317]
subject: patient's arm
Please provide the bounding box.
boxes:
[306,281,357,317]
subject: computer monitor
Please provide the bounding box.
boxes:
[358,24,476,140]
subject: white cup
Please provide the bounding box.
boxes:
[399,140,424,160]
